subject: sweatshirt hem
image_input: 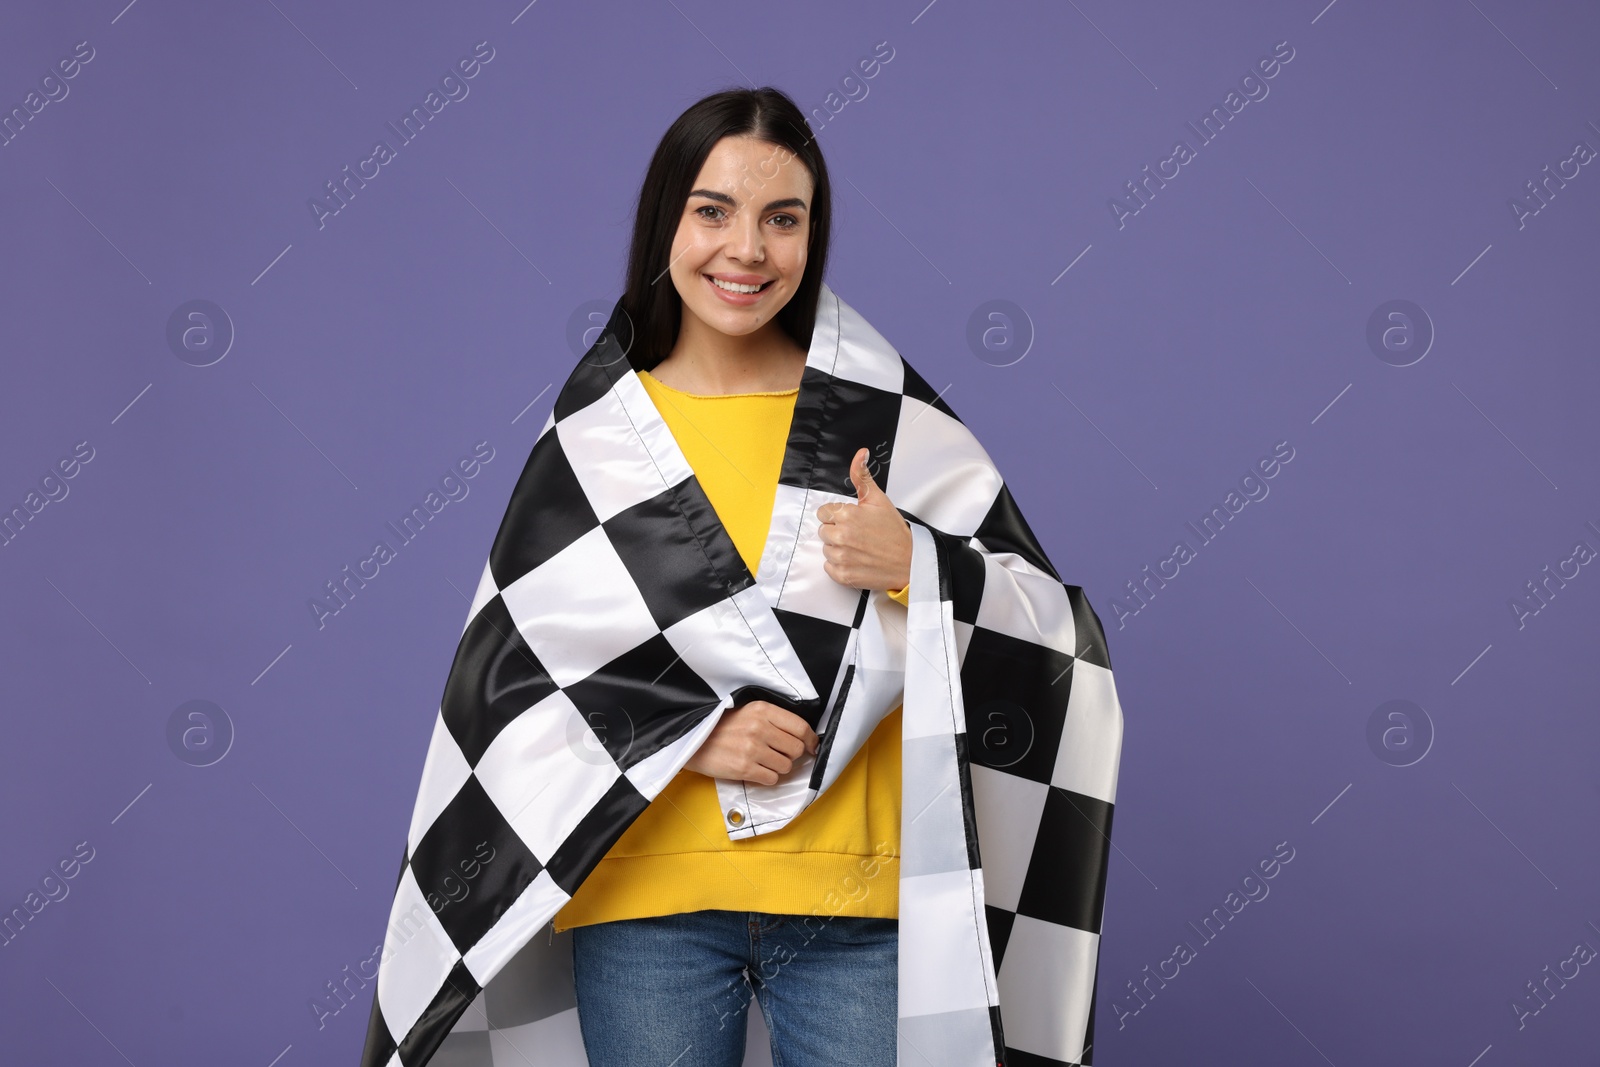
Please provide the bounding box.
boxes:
[553,850,900,932]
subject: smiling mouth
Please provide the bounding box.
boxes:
[705,275,775,294]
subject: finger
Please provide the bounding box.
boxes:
[768,708,820,754]
[850,447,885,504]
[752,748,796,780]
[763,724,805,761]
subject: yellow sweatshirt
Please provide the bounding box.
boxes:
[552,369,907,931]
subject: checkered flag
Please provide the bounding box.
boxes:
[358,282,1123,1066]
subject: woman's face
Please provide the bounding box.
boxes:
[667,135,813,338]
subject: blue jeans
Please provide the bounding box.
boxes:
[570,909,897,1066]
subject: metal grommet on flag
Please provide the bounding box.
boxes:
[726,808,744,826]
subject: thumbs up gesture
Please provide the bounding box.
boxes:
[816,447,912,592]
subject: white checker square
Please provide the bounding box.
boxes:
[902,608,959,743]
[829,298,906,393]
[887,397,1001,537]
[755,480,809,596]
[614,369,695,486]
[969,538,1058,583]
[473,689,625,862]
[498,526,660,688]
[953,617,975,668]
[900,734,969,879]
[814,660,900,799]
[767,483,865,627]
[904,596,946,638]
[856,589,908,674]
[995,915,1099,1064]
[462,868,571,987]
[968,763,1050,912]
[974,557,1077,652]
[1053,659,1123,804]
[555,386,684,522]
[660,586,816,706]
[376,868,464,1044]
[658,596,746,696]
[898,868,998,1018]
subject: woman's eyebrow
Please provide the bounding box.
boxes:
[688,189,808,212]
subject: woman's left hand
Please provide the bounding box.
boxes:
[816,447,912,592]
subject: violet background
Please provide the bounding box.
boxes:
[2,1,1597,1064]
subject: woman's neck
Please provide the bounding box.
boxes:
[651,315,807,395]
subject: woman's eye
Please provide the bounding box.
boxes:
[692,205,799,228]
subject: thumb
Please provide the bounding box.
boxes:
[850,447,887,505]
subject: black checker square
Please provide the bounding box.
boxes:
[925,523,988,626]
[987,1005,1008,1067]
[1067,585,1112,670]
[408,774,545,955]
[954,729,982,872]
[958,623,1076,786]
[973,481,1061,583]
[771,605,854,707]
[603,479,752,631]
[985,903,1017,973]
[552,300,635,421]
[440,593,559,767]
[394,958,481,1067]
[899,355,961,423]
[778,365,833,490]
[782,370,905,497]
[558,632,723,771]
[1015,785,1114,934]
[544,774,650,896]
[1004,1044,1074,1067]
[489,432,601,588]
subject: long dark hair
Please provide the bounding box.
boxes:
[617,87,833,372]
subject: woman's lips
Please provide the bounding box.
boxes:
[704,274,774,306]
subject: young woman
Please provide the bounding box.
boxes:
[360,81,1122,1067]
[552,87,908,1067]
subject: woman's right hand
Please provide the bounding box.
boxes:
[684,700,820,786]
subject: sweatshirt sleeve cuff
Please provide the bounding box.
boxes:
[887,583,910,606]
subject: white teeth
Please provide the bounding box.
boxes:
[709,276,767,294]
